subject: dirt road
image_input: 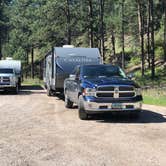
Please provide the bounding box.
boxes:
[0,86,166,166]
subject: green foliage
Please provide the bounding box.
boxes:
[0,0,165,79]
[135,64,166,86]
[128,56,140,67]
[155,46,164,59]
[143,88,166,106]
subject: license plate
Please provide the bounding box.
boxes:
[112,103,122,109]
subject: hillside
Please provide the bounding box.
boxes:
[0,0,165,82]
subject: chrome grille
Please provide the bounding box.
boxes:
[119,86,134,91]
[96,85,135,98]
[0,76,10,83]
[97,93,114,98]
[119,92,135,98]
[97,86,114,91]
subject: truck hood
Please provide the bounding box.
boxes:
[83,77,140,88]
[0,73,14,77]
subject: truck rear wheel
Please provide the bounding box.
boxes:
[78,96,88,120]
[65,92,73,108]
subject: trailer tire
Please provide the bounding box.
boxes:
[78,96,88,120]
[65,91,73,108]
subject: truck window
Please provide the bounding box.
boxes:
[82,66,126,78]
[0,68,14,74]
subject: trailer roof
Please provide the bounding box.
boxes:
[0,60,21,74]
[54,47,100,58]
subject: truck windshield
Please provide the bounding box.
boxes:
[82,65,126,78]
[0,68,14,74]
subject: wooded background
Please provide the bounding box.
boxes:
[0,0,165,80]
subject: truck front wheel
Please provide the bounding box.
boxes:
[65,91,73,108]
[78,96,88,120]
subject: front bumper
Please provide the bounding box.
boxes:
[84,101,142,112]
[82,96,142,113]
[0,84,15,89]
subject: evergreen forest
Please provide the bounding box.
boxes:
[0,0,166,82]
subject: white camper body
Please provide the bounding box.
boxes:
[0,59,21,76]
[0,58,21,94]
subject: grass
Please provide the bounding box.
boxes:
[130,65,166,106]
[143,88,166,107]
[22,78,43,86]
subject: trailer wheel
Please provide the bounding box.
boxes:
[78,96,88,120]
[65,91,73,108]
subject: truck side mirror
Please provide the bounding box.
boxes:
[127,73,134,79]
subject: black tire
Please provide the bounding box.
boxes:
[65,91,73,108]
[78,96,88,120]
[18,78,21,88]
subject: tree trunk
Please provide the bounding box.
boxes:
[31,47,34,79]
[137,0,145,77]
[164,0,166,62]
[39,61,43,80]
[150,0,155,79]
[26,49,29,65]
[121,0,125,69]
[147,0,151,68]
[100,0,105,61]
[88,0,94,48]
[111,29,116,57]
[66,0,71,44]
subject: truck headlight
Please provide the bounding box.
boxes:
[83,88,96,96]
[135,88,142,96]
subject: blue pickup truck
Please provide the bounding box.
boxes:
[64,64,143,120]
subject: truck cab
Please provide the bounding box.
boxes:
[64,64,143,120]
[0,68,19,93]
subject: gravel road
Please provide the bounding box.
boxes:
[0,86,166,166]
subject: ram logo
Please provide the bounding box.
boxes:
[114,87,119,98]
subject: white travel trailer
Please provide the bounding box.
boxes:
[0,58,21,93]
[43,46,102,96]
